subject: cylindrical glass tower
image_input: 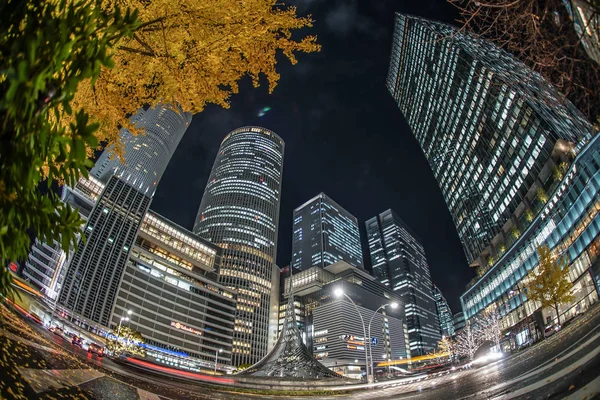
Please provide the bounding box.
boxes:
[194,126,284,366]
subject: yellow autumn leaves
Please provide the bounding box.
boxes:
[72,0,320,152]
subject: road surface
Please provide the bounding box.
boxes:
[4,304,600,399]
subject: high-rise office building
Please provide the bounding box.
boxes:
[58,105,191,327]
[38,172,238,372]
[433,285,454,337]
[366,209,440,355]
[453,312,466,333]
[387,14,599,341]
[292,193,363,271]
[387,14,593,268]
[193,126,284,366]
[91,104,191,196]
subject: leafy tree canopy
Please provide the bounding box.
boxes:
[72,0,321,152]
[525,245,575,325]
[0,0,139,297]
[107,325,146,357]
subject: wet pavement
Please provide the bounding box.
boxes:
[3,303,600,399]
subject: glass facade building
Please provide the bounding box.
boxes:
[386,14,599,339]
[366,209,440,355]
[461,135,600,340]
[433,285,454,337]
[58,105,191,327]
[41,174,238,372]
[387,14,593,268]
[92,104,192,196]
[193,126,284,366]
[58,176,152,327]
[292,193,363,271]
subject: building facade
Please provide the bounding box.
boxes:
[281,261,409,375]
[461,135,600,346]
[433,285,454,337]
[44,174,239,372]
[23,176,103,301]
[313,300,406,378]
[366,209,440,356]
[387,14,593,268]
[292,193,363,271]
[193,126,284,366]
[58,105,192,327]
[91,104,191,196]
[114,211,237,371]
[453,312,466,333]
[386,14,599,340]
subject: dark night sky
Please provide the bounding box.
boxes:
[151,0,476,312]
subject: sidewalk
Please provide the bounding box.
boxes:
[0,302,168,400]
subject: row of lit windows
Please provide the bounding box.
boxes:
[463,157,600,315]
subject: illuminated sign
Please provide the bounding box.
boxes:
[346,345,365,351]
[141,343,188,357]
[8,262,18,272]
[171,321,202,336]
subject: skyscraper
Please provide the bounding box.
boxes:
[387,14,600,338]
[291,193,363,271]
[193,126,284,366]
[433,285,454,337]
[387,14,592,268]
[58,104,191,327]
[91,105,191,196]
[366,209,440,355]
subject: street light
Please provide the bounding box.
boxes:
[366,301,398,383]
[117,310,133,334]
[334,288,369,383]
[334,288,399,384]
[214,349,223,374]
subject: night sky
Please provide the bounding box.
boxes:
[151,0,476,312]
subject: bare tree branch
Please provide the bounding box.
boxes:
[448,0,600,124]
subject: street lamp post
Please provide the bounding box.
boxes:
[334,287,398,384]
[117,317,129,332]
[366,302,398,383]
[334,288,369,383]
[116,310,133,335]
[214,349,223,374]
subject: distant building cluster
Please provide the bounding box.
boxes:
[20,10,600,378]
